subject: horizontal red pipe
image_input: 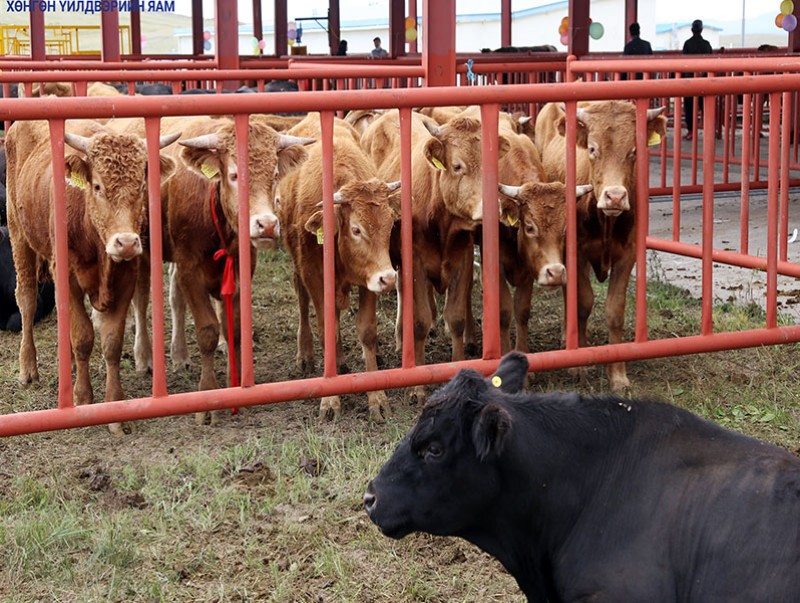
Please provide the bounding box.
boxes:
[647,237,800,278]
[648,181,773,197]
[2,324,799,437]
[571,56,800,74]
[0,59,217,70]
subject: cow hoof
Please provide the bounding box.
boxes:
[171,358,191,372]
[296,356,314,375]
[195,411,210,426]
[18,370,39,385]
[318,396,341,422]
[107,421,133,436]
[369,391,391,422]
[610,377,631,392]
[208,410,220,426]
[405,386,426,406]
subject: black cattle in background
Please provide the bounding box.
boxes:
[0,226,55,332]
[365,352,800,602]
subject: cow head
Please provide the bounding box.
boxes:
[364,352,529,538]
[304,179,400,293]
[64,131,179,262]
[179,122,313,249]
[423,116,511,224]
[557,101,667,217]
[498,182,593,287]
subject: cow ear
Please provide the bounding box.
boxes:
[575,120,588,148]
[472,403,512,461]
[423,138,447,171]
[489,351,529,393]
[556,115,566,137]
[497,134,511,159]
[647,112,668,142]
[277,144,309,178]
[498,196,520,227]
[304,209,340,237]
[180,147,223,181]
[64,155,91,189]
[158,155,177,183]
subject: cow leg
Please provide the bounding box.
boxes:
[499,271,513,354]
[464,256,479,356]
[177,266,221,426]
[513,277,533,353]
[407,259,434,405]
[562,265,594,386]
[356,286,390,422]
[169,263,191,371]
[394,268,403,353]
[443,249,472,362]
[305,273,342,421]
[293,270,315,374]
[132,255,152,374]
[11,238,39,384]
[69,277,95,407]
[605,256,635,392]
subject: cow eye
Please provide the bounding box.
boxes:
[525,222,540,237]
[351,225,362,238]
[93,183,101,193]
[424,442,443,460]
[229,172,238,182]
[588,144,598,159]
[452,163,463,174]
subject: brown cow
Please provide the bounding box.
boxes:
[278,113,400,422]
[361,109,511,402]
[112,116,313,425]
[343,109,384,136]
[5,120,178,434]
[536,100,667,390]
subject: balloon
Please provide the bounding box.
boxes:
[203,40,211,51]
[781,0,794,16]
[558,23,567,35]
[203,30,211,41]
[258,39,266,50]
[251,37,259,48]
[141,40,147,51]
[288,28,296,40]
[288,38,295,46]
[140,33,146,42]
[288,21,296,30]
[560,32,569,46]
[783,13,798,31]
[405,28,417,42]
[405,16,416,29]
[560,16,568,28]
[776,13,785,27]
[589,21,604,40]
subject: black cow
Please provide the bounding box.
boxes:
[365,352,800,602]
[0,226,55,332]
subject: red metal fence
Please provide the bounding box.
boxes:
[1,55,799,436]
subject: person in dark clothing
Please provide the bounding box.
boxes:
[682,19,713,140]
[622,22,653,80]
[336,40,348,56]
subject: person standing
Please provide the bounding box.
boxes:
[371,37,389,59]
[682,19,713,140]
[622,22,653,80]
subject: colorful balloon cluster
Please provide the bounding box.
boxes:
[558,15,604,45]
[405,16,417,43]
[288,20,297,46]
[776,0,797,31]
[203,30,211,51]
[251,37,267,55]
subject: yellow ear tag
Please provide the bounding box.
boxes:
[200,162,219,179]
[431,157,446,171]
[316,227,324,245]
[505,213,518,227]
[69,171,87,189]
[491,375,502,388]
[647,131,662,147]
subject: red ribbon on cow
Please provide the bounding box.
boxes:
[209,185,240,413]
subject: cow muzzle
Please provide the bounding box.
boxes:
[250,213,280,248]
[106,232,142,262]
[597,186,630,216]
[368,268,398,294]
[538,263,566,287]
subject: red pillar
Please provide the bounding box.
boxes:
[390,0,405,57]
[192,0,204,56]
[625,0,637,42]
[568,0,590,58]
[501,0,511,47]
[328,0,341,56]
[790,2,800,53]
[423,0,455,86]
[275,0,287,57]
[131,7,142,55]
[101,7,121,62]
[215,0,239,88]
[408,0,417,54]
[29,3,45,60]
[253,0,263,44]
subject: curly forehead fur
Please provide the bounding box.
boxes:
[582,100,637,130]
[86,134,147,188]
[215,122,280,177]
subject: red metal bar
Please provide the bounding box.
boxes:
[741,84,752,254]
[215,0,239,89]
[767,93,780,330]
[568,0,590,58]
[480,103,501,360]
[701,94,715,336]
[4,324,800,437]
[722,93,730,183]
[390,0,405,58]
[501,0,511,47]
[253,0,263,45]
[29,3,45,61]
[624,0,637,42]
[423,0,456,86]
[144,118,168,398]
[192,0,204,56]
[564,100,578,350]
[275,0,287,57]
[47,120,74,409]
[408,0,418,54]
[754,93,763,182]
[780,91,791,263]
[635,99,648,344]
[131,7,142,55]
[570,56,800,75]
[329,0,341,56]
[399,108,415,369]
[320,111,337,378]
[235,115,255,387]
[101,7,121,62]
[672,76,682,241]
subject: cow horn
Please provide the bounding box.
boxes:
[517,116,532,125]
[575,107,589,124]
[647,106,667,120]
[159,132,182,149]
[576,184,593,198]
[423,119,442,137]
[332,191,347,204]
[277,134,315,149]
[386,180,401,192]
[498,183,522,199]
[64,132,91,153]
[178,133,221,150]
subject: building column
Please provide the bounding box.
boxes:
[423,0,455,86]
[101,6,121,62]
[501,0,511,47]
